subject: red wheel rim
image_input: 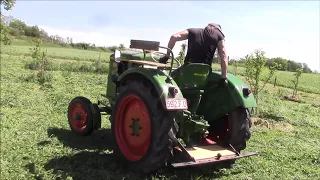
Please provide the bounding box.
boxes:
[115,94,151,161]
[69,103,88,132]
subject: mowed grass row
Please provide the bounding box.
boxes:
[0,44,112,62]
[1,54,110,76]
[1,49,320,179]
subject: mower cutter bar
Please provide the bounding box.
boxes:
[171,151,258,168]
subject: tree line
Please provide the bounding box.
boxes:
[1,0,317,74]
[227,56,313,73]
[1,15,125,52]
[0,0,124,52]
[210,51,315,74]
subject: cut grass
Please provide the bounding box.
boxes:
[24,59,109,74]
[1,46,320,180]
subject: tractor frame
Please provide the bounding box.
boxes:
[67,39,258,173]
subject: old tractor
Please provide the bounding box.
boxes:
[67,40,258,173]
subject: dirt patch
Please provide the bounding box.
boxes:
[251,117,294,132]
[283,95,302,103]
[252,117,271,129]
[272,123,294,133]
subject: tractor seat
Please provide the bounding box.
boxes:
[172,63,211,95]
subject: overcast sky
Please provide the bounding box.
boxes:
[2,1,320,71]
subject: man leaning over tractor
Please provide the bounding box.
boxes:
[159,23,228,86]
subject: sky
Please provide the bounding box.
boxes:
[2,1,320,71]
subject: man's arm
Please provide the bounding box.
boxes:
[166,29,189,56]
[217,39,228,78]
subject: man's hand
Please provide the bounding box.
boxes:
[218,77,228,87]
[159,56,169,64]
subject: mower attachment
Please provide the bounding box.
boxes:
[171,144,258,168]
[130,39,160,51]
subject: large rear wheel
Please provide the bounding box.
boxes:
[208,107,252,152]
[111,79,176,174]
[207,107,252,167]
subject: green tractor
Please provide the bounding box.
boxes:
[67,40,258,173]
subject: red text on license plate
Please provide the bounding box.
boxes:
[165,98,188,110]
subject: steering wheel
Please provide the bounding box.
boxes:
[151,51,181,67]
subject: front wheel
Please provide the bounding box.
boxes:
[111,79,176,174]
[67,96,101,136]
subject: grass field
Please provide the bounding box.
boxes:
[1,43,320,180]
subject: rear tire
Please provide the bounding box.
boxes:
[228,107,252,152]
[111,79,175,174]
[209,107,252,152]
[208,107,251,167]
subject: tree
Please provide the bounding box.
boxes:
[177,42,187,65]
[287,60,302,72]
[271,57,288,71]
[1,0,16,45]
[0,0,15,14]
[109,46,118,52]
[212,49,219,63]
[231,58,239,75]
[302,63,312,73]
[244,49,277,111]
[291,68,303,98]
[1,15,14,25]
[0,22,12,45]
[24,25,41,37]
[8,18,26,36]
[119,43,125,50]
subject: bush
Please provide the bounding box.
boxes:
[244,49,277,113]
[92,59,108,74]
[25,60,40,70]
[79,64,94,72]
[20,71,53,85]
[36,71,53,85]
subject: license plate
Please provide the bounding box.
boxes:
[165,98,188,110]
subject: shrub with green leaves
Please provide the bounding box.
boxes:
[0,22,13,45]
[177,43,187,66]
[26,39,53,86]
[244,49,278,112]
[291,67,303,98]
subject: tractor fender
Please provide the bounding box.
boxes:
[198,72,257,121]
[224,73,257,108]
[117,67,184,109]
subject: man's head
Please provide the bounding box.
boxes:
[204,23,225,38]
[207,23,222,31]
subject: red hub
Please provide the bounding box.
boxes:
[69,103,88,132]
[114,94,151,161]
